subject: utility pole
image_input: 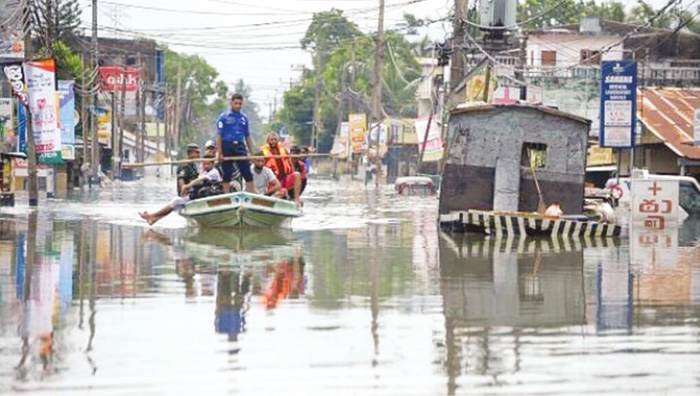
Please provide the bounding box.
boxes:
[370,0,385,162]
[163,84,169,163]
[81,53,88,186]
[91,0,100,179]
[23,0,38,206]
[110,91,115,175]
[135,53,142,164]
[450,0,467,93]
[117,62,127,179]
[174,62,181,152]
[311,49,321,149]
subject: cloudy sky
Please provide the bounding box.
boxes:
[78,0,454,120]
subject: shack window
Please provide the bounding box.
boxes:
[541,51,556,66]
[522,143,547,169]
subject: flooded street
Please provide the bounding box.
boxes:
[1,177,700,395]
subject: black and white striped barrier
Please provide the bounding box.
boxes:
[439,210,621,237]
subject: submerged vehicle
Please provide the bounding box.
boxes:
[605,171,700,215]
[395,176,436,196]
[179,191,302,228]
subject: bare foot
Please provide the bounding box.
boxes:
[139,211,155,226]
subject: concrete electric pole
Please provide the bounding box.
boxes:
[23,0,38,206]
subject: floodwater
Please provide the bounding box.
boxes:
[1,177,700,395]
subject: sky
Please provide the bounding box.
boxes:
[77,0,454,121]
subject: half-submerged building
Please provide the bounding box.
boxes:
[440,104,591,218]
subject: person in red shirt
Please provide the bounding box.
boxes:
[259,132,302,206]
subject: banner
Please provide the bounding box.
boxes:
[17,99,25,152]
[415,117,444,162]
[600,61,636,148]
[25,59,62,165]
[0,98,12,145]
[0,0,24,58]
[58,80,76,160]
[464,71,498,103]
[348,113,367,154]
[2,62,28,105]
[92,106,111,146]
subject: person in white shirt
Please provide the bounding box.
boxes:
[139,154,222,226]
[544,201,563,218]
[248,153,284,197]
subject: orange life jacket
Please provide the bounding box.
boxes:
[260,143,294,179]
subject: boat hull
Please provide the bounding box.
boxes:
[179,192,301,228]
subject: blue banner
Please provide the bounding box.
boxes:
[58,80,76,160]
[600,61,636,149]
[17,100,26,153]
[155,49,165,120]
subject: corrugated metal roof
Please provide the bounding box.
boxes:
[451,103,590,125]
[638,88,700,159]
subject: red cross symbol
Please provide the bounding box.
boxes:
[648,182,662,196]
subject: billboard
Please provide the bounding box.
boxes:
[348,113,367,154]
[415,117,444,162]
[25,59,62,165]
[0,98,12,145]
[58,80,75,160]
[98,67,142,92]
[600,61,636,148]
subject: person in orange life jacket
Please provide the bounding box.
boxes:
[259,132,302,206]
[216,93,256,194]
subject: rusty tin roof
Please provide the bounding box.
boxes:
[638,88,700,160]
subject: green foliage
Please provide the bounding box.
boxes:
[32,0,81,49]
[301,9,361,66]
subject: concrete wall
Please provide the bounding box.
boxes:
[440,106,590,214]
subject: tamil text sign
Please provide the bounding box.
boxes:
[631,179,678,230]
[25,59,62,165]
[600,61,636,149]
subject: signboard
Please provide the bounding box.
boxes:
[493,86,519,105]
[17,99,25,152]
[25,59,62,165]
[58,80,76,160]
[587,145,615,166]
[2,62,28,105]
[631,179,679,230]
[348,113,367,154]
[92,106,111,145]
[98,67,142,92]
[464,71,497,103]
[11,157,51,177]
[0,98,12,143]
[694,107,700,146]
[0,0,24,58]
[600,61,636,148]
[414,117,444,162]
[526,86,543,104]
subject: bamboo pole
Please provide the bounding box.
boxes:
[122,152,336,168]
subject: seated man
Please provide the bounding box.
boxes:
[259,132,302,205]
[205,139,241,192]
[177,143,200,195]
[247,153,285,197]
[139,154,222,226]
[289,145,308,196]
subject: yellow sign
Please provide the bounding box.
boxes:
[97,111,111,145]
[588,146,615,166]
[465,72,497,103]
[349,113,367,153]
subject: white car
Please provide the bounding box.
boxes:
[605,171,700,215]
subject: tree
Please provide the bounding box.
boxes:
[32,0,82,50]
[301,9,361,65]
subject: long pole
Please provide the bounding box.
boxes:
[81,53,88,186]
[91,0,99,178]
[451,0,466,93]
[417,112,433,171]
[174,62,181,151]
[311,49,321,149]
[23,0,38,206]
[118,63,126,179]
[370,0,385,152]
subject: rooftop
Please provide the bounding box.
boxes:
[637,88,700,159]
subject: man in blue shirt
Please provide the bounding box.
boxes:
[216,93,256,193]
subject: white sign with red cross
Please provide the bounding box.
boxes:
[631,179,679,230]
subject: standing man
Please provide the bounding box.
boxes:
[216,93,256,193]
[177,143,200,195]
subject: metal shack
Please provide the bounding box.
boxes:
[440,104,590,215]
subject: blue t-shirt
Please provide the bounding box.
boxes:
[216,109,249,145]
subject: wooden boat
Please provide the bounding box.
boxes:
[179,192,302,228]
